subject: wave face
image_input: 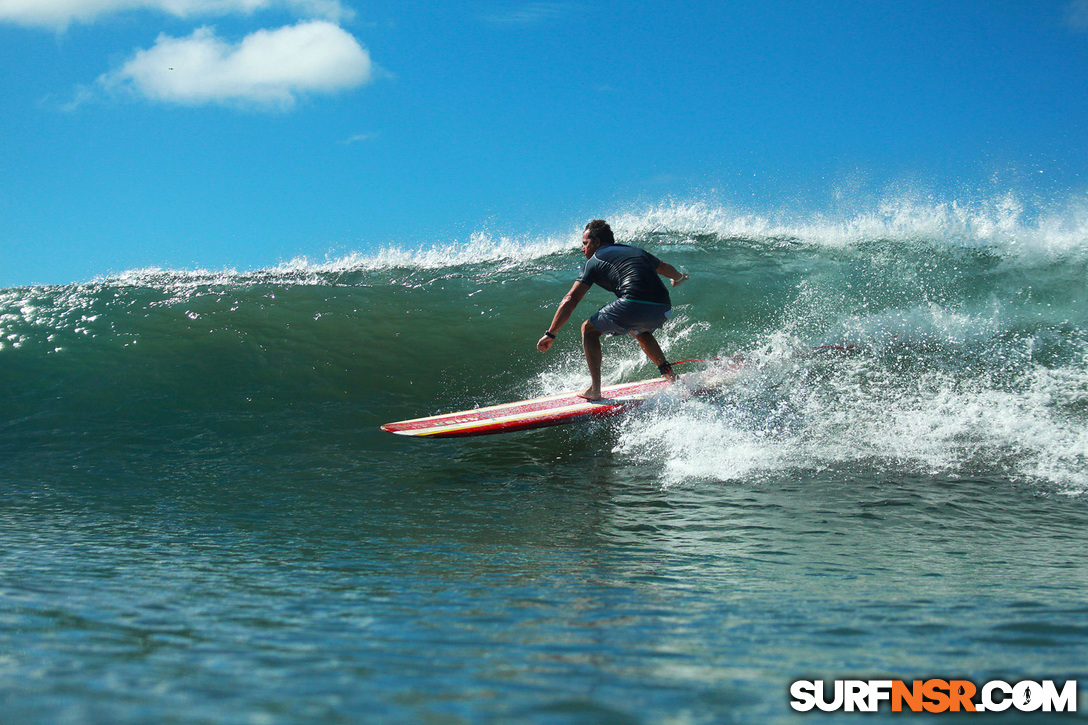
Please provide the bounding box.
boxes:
[3,193,1087,492]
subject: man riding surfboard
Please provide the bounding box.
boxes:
[537,220,689,401]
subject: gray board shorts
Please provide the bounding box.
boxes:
[589,298,672,336]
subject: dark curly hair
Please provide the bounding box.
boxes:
[584,219,615,247]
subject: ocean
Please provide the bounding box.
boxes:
[2,195,1086,723]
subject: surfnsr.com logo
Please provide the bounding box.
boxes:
[790,679,1078,713]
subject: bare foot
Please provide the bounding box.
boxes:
[578,386,602,401]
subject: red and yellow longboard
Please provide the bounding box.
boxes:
[381,360,739,438]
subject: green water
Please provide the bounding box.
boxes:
[2,202,1086,721]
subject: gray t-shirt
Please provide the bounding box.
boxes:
[577,244,670,305]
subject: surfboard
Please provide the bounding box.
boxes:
[381,359,741,438]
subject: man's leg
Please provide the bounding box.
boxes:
[632,331,674,380]
[580,319,603,400]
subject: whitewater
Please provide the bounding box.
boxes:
[1,194,1086,722]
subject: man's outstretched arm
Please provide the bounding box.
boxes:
[657,262,689,287]
[537,281,590,352]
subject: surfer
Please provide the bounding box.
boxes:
[537,219,689,401]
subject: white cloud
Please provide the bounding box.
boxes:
[1067,0,1088,30]
[343,131,378,144]
[481,2,571,26]
[0,0,348,29]
[97,21,372,109]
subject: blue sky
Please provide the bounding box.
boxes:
[2,1,1088,287]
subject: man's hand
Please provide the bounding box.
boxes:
[657,262,688,287]
[537,335,555,353]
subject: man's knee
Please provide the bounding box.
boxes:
[581,319,601,338]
